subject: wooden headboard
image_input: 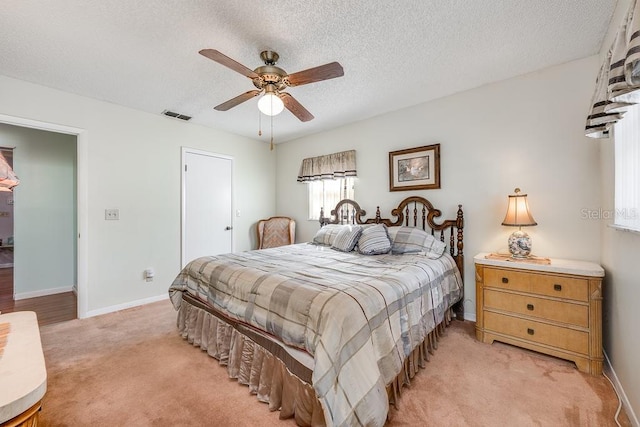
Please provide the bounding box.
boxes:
[320,196,465,320]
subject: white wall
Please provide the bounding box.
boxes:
[598,0,640,423]
[0,75,277,316]
[600,138,640,424]
[276,56,602,320]
[0,124,77,296]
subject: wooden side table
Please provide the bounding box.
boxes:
[0,311,47,426]
[474,253,604,375]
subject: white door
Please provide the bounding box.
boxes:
[182,148,233,267]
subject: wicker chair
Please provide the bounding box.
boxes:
[256,216,296,249]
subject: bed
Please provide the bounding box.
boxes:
[169,196,464,427]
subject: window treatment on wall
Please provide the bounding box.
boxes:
[296,149,357,182]
[585,0,640,138]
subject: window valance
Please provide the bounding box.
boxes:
[586,0,640,138]
[297,150,357,182]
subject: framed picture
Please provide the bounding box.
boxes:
[389,144,440,191]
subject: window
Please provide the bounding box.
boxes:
[614,103,640,231]
[308,178,354,220]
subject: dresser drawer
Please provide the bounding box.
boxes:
[484,267,589,302]
[484,289,589,328]
[484,311,589,355]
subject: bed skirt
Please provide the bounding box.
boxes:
[176,294,452,426]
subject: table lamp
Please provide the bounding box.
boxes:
[501,188,537,258]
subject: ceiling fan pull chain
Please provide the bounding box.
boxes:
[258,110,262,136]
[270,113,274,151]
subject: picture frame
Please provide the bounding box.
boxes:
[389,144,440,191]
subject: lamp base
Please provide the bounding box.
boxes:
[508,229,532,258]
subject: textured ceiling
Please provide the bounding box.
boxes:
[0,1,616,143]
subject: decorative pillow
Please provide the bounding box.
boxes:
[422,234,447,259]
[391,227,430,254]
[386,226,401,242]
[331,225,363,252]
[312,224,346,246]
[390,226,447,259]
[357,224,391,255]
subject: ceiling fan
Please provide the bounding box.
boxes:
[199,49,344,122]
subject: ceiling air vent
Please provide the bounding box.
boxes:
[162,110,192,121]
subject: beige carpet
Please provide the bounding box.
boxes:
[37,300,630,426]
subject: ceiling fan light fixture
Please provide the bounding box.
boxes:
[258,92,284,116]
[201,49,342,122]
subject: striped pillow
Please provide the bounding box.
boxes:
[357,224,391,255]
[312,224,346,246]
[331,225,363,252]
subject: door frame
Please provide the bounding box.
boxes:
[0,114,87,318]
[181,147,234,267]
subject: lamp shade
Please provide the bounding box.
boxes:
[501,188,537,227]
[0,152,19,192]
[258,93,284,116]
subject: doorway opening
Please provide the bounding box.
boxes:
[0,114,87,322]
[0,147,16,313]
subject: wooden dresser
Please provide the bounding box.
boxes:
[474,253,604,375]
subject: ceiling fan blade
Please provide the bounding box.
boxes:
[279,92,314,122]
[199,49,259,79]
[286,62,344,87]
[214,90,262,111]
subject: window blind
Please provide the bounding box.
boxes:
[614,104,640,231]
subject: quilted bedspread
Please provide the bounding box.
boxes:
[169,243,462,427]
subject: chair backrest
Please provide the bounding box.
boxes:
[257,216,296,249]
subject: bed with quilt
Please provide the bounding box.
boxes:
[168,196,464,427]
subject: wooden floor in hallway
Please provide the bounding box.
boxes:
[0,267,77,326]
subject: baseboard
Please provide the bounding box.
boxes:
[84,293,169,318]
[14,286,75,300]
[604,349,639,427]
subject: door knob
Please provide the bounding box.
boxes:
[225,226,233,231]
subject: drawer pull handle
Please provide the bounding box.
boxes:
[526,304,534,311]
[502,277,509,284]
[554,284,562,291]
[527,328,535,335]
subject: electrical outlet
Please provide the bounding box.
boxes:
[105,209,119,220]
